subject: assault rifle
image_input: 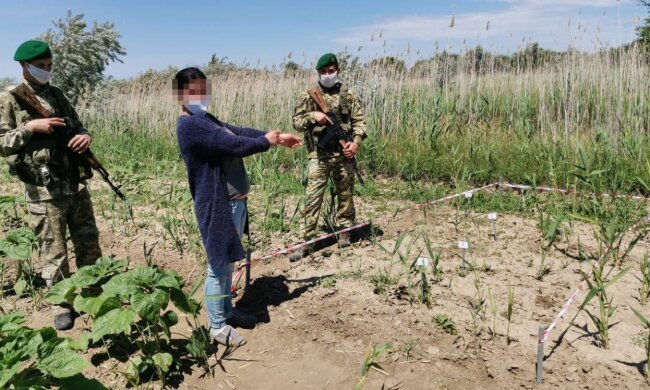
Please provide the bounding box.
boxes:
[9,84,127,201]
[57,127,127,202]
[307,89,365,185]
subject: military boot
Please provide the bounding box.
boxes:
[338,232,351,248]
[53,306,74,331]
[289,244,312,262]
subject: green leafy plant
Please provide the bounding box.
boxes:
[578,265,630,349]
[536,211,565,280]
[45,258,207,386]
[0,311,107,389]
[434,313,458,335]
[354,343,393,390]
[0,228,38,298]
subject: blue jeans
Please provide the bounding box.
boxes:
[205,199,247,330]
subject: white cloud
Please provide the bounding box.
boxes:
[334,0,640,52]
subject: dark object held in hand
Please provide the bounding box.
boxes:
[56,126,127,201]
[307,89,365,186]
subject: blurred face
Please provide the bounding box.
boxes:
[175,78,211,105]
[318,64,338,76]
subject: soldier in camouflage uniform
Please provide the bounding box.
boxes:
[290,53,367,261]
[0,40,102,330]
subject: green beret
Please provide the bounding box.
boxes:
[13,40,52,62]
[315,53,338,70]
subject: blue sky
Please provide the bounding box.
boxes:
[0,0,644,79]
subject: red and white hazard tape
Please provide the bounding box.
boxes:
[230,183,497,289]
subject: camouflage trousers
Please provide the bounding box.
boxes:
[27,188,102,285]
[301,155,356,240]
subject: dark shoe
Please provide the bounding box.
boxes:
[338,232,351,248]
[53,308,74,331]
[227,308,257,329]
[289,245,311,262]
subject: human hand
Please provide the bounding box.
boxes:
[342,141,359,159]
[265,130,280,146]
[313,112,333,125]
[25,117,65,134]
[68,134,92,153]
[279,133,302,149]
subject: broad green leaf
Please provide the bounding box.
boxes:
[0,362,21,389]
[126,267,162,288]
[155,273,181,290]
[101,273,139,297]
[45,278,77,305]
[73,293,120,318]
[91,308,136,341]
[186,328,209,360]
[151,352,173,373]
[169,288,198,314]
[14,278,27,296]
[37,350,88,378]
[130,288,169,322]
[37,336,72,358]
[69,333,92,352]
[57,374,109,390]
[0,311,26,333]
[0,229,35,260]
[125,355,146,378]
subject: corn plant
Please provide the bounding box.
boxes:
[506,285,514,346]
[536,211,565,280]
[631,307,649,378]
[578,265,630,349]
[488,287,498,340]
[354,343,393,390]
[423,234,443,282]
[0,311,107,389]
[638,253,650,305]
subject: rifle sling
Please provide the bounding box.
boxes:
[10,84,53,120]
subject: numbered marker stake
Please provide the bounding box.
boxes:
[458,241,469,269]
[458,241,469,250]
[488,213,498,240]
[416,257,429,267]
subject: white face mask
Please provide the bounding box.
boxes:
[319,72,339,88]
[27,63,51,85]
[184,95,211,115]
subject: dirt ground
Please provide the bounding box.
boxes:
[2,184,650,390]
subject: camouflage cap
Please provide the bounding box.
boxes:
[315,53,338,70]
[13,40,52,62]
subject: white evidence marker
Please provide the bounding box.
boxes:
[458,241,469,250]
[416,257,429,267]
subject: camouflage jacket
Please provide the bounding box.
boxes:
[292,82,367,158]
[0,79,88,202]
